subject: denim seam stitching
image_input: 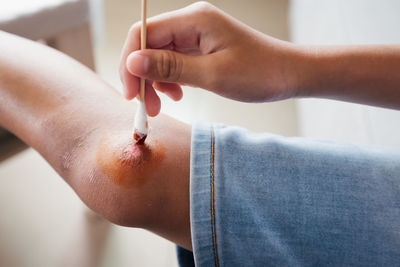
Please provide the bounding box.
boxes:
[210,125,219,267]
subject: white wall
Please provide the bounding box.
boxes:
[290,0,400,149]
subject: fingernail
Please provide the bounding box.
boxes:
[127,52,149,75]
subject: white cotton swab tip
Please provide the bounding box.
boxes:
[133,101,148,144]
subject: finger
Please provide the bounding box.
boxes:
[119,22,141,99]
[120,22,140,81]
[120,2,211,79]
[144,83,161,117]
[145,5,206,52]
[123,68,139,100]
[153,82,183,101]
[126,49,211,88]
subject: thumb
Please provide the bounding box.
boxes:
[126,49,209,87]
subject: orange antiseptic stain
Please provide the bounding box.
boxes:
[96,134,165,188]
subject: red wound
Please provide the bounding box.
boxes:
[133,131,147,145]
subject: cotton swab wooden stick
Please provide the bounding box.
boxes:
[133,0,148,144]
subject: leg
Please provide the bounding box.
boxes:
[46,23,107,262]
[0,31,192,250]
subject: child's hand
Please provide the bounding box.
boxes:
[120,1,304,116]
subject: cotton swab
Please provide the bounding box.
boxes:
[133,0,148,144]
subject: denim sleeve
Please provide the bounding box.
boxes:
[178,122,400,267]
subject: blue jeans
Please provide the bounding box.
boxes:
[177,122,400,267]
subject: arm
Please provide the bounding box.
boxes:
[300,45,400,110]
[0,31,192,250]
[120,2,400,111]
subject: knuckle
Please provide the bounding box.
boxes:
[191,1,215,13]
[157,51,183,82]
[187,2,217,27]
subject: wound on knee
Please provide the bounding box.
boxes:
[96,133,165,188]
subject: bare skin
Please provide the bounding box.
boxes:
[121,2,400,113]
[0,31,192,250]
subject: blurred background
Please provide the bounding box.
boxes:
[0,0,399,266]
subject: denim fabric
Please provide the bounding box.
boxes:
[179,122,400,267]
